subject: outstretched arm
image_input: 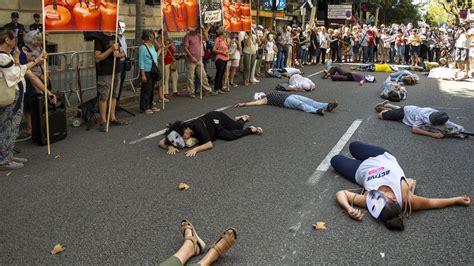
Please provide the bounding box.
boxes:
[411,127,444,139]
[235,98,268,107]
[185,141,213,157]
[336,190,367,221]
[410,194,470,211]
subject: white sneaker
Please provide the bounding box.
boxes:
[144,109,154,115]
[11,156,28,163]
[0,161,24,171]
[251,79,260,83]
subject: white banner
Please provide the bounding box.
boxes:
[328,5,352,20]
[204,10,222,24]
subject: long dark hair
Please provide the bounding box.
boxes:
[379,200,404,231]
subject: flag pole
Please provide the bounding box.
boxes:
[106,0,120,132]
[42,0,51,155]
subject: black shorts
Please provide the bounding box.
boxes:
[381,107,405,121]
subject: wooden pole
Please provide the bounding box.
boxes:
[200,28,203,99]
[161,22,165,110]
[42,0,51,155]
[106,1,120,132]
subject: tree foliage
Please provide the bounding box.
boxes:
[434,0,473,24]
[425,1,456,27]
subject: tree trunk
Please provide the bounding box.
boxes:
[374,7,380,27]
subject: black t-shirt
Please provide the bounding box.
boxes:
[30,23,43,32]
[185,112,219,144]
[94,33,120,76]
[266,92,290,107]
[4,22,26,46]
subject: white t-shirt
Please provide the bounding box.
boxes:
[265,40,275,54]
[355,152,405,208]
[289,74,314,91]
[284,67,301,75]
[0,53,26,92]
[455,31,468,49]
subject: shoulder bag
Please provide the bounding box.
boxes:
[145,45,162,81]
[0,52,16,107]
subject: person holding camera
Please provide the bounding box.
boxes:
[454,22,471,73]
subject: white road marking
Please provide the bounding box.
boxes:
[129,68,325,145]
[306,119,362,185]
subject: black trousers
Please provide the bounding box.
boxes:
[140,72,154,111]
[207,111,253,140]
[117,61,127,101]
[214,59,227,91]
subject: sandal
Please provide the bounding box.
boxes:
[181,219,206,256]
[209,228,237,258]
[250,126,263,135]
[235,115,250,122]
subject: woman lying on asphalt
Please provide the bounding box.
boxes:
[235,92,339,116]
[386,70,418,85]
[331,141,471,231]
[275,74,316,92]
[322,66,376,86]
[351,63,398,72]
[159,111,263,157]
[160,219,236,266]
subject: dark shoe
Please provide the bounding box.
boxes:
[316,109,325,116]
[173,92,183,96]
[327,102,339,112]
[16,132,32,142]
[110,119,128,126]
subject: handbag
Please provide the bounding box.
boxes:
[0,52,16,107]
[145,45,161,81]
[170,59,177,72]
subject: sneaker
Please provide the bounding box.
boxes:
[158,98,170,103]
[16,132,32,142]
[188,93,196,98]
[231,83,238,87]
[251,79,260,83]
[0,161,24,171]
[315,109,325,116]
[326,102,339,112]
[144,109,154,115]
[217,90,226,94]
[98,122,107,132]
[11,156,28,163]
[173,92,183,96]
[152,107,161,112]
[110,119,128,126]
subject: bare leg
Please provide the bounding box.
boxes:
[172,227,196,264]
[25,112,32,134]
[99,99,107,123]
[110,98,117,121]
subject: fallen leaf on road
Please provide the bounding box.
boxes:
[54,155,61,159]
[380,252,385,258]
[312,221,327,230]
[6,172,12,177]
[50,244,65,255]
[178,182,190,190]
[123,140,126,144]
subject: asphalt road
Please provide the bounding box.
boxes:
[1,64,473,264]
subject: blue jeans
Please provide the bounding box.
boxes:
[330,141,389,184]
[362,46,369,62]
[396,46,405,62]
[276,50,284,69]
[299,48,308,64]
[390,70,411,82]
[283,95,328,113]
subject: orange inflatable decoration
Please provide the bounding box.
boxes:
[241,16,251,31]
[45,3,72,31]
[99,1,118,31]
[73,2,100,30]
[58,0,79,13]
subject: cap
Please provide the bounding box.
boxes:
[11,12,19,18]
[429,112,449,125]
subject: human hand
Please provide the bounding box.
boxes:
[141,74,147,82]
[49,94,57,104]
[347,207,364,221]
[235,102,245,107]
[432,132,444,139]
[113,43,119,51]
[167,146,179,155]
[455,195,471,206]
[185,149,198,157]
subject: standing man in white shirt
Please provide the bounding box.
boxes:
[454,22,471,73]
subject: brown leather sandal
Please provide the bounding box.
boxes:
[209,228,237,258]
[181,219,206,256]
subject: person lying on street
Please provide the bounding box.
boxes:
[331,141,471,231]
[380,80,407,102]
[409,58,448,72]
[276,74,315,92]
[386,70,418,85]
[374,102,465,139]
[159,111,263,157]
[351,63,398,72]
[267,67,303,78]
[160,219,237,266]
[236,92,339,116]
[322,66,376,86]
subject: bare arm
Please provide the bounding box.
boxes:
[410,194,470,211]
[336,190,367,221]
[411,127,444,139]
[235,98,268,107]
[185,141,213,157]
[159,138,180,155]
[95,46,114,63]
